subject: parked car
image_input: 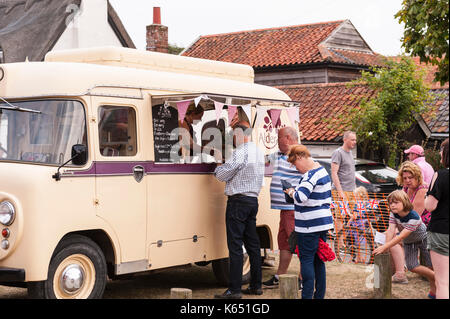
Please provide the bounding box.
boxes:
[315,158,400,194]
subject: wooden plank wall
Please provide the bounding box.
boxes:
[255,68,327,86]
[255,67,362,86]
[323,20,372,53]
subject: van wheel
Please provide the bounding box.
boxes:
[28,235,107,299]
[212,253,251,287]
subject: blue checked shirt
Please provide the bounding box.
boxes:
[214,142,265,197]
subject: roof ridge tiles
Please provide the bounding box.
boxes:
[200,20,345,39]
[328,46,377,55]
[276,82,366,89]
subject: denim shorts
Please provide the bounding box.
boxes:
[427,231,449,256]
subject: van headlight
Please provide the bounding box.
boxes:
[0,201,15,226]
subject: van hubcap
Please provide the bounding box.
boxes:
[53,254,95,299]
[60,264,84,294]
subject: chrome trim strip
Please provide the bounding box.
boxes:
[114,259,149,275]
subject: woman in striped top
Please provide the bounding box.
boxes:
[285,144,334,299]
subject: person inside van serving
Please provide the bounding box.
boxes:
[178,105,204,158]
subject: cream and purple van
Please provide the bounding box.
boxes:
[0,47,299,298]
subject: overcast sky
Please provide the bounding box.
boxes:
[109,0,406,56]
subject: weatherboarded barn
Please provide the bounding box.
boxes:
[182,20,383,86]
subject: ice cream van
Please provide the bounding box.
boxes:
[0,47,300,298]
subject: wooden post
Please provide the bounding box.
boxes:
[170,288,192,299]
[279,274,299,299]
[373,252,391,299]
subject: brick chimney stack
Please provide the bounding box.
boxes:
[146,7,168,53]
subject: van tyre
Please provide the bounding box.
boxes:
[212,254,251,287]
[27,235,107,299]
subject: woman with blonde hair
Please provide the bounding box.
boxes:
[397,161,431,226]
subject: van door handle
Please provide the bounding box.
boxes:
[133,165,145,183]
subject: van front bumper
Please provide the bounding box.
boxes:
[0,267,25,282]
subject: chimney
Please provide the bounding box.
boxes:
[153,7,161,24]
[146,7,168,53]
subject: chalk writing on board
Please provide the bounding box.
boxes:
[152,104,179,162]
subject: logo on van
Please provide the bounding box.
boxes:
[259,116,285,150]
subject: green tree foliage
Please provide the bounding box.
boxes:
[328,56,433,167]
[395,0,449,85]
[168,43,184,55]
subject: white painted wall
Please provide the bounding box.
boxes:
[52,0,122,51]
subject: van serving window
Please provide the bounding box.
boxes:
[151,93,299,164]
[98,106,137,157]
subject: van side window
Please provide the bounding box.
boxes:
[151,98,250,163]
[98,106,137,157]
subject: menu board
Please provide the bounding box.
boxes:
[152,104,179,162]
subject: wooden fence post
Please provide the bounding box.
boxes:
[170,288,192,299]
[279,274,299,299]
[373,252,391,299]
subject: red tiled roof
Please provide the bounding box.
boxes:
[277,82,377,142]
[278,81,448,142]
[390,56,449,89]
[423,88,449,135]
[411,56,449,89]
[182,21,382,68]
[325,47,383,68]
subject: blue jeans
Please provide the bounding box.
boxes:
[226,195,262,293]
[297,231,328,299]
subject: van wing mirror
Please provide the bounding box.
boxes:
[52,144,87,181]
[71,144,87,165]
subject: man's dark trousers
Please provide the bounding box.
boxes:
[225,194,262,293]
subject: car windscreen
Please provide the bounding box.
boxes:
[356,164,397,184]
[0,99,87,166]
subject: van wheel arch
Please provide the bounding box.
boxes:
[64,230,116,278]
[28,233,108,299]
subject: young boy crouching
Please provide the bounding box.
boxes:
[373,190,436,298]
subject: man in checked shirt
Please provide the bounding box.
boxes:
[214,121,265,299]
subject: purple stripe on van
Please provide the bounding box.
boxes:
[64,161,273,177]
[64,161,216,177]
[95,161,148,175]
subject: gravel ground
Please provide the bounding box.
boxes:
[0,251,430,299]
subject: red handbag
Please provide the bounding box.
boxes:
[294,238,335,262]
[316,238,335,262]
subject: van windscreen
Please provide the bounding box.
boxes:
[0,99,87,165]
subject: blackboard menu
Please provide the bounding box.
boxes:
[152,104,179,162]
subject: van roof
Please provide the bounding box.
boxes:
[0,48,291,102]
[45,46,255,83]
